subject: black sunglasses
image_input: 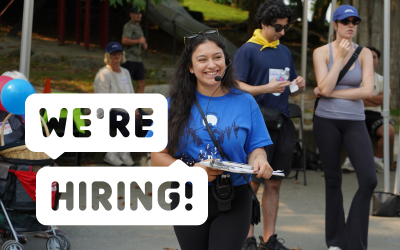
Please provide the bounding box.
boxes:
[270,24,290,33]
[338,18,361,26]
[184,29,219,45]
[110,51,122,56]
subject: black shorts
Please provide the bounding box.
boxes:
[365,110,383,137]
[364,110,394,137]
[252,116,295,182]
[121,61,145,80]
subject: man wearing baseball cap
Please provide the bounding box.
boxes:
[121,6,147,93]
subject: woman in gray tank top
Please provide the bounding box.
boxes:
[312,5,376,250]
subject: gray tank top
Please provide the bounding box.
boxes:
[315,43,365,120]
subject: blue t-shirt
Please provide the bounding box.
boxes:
[233,42,297,117]
[148,88,272,186]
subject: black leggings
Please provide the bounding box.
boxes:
[313,116,377,250]
[170,182,252,250]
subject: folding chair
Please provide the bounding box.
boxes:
[287,103,307,185]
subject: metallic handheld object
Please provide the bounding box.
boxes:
[200,159,285,176]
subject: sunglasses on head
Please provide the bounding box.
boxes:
[184,29,219,45]
[338,18,361,26]
[270,24,290,33]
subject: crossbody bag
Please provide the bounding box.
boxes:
[313,45,363,120]
[258,105,284,130]
[194,97,261,225]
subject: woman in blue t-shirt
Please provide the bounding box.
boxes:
[151,30,273,250]
[313,5,376,250]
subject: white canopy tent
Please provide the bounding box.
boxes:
[19,0,399,193]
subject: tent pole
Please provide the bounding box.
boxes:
[328,0,337,42]
[300,0,309,132]
[383,0,391,192]
[19,0,34,79]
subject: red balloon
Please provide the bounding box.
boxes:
[0,76,13,112]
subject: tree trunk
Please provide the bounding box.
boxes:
[311,0,332,31]
[247,0,264,38]
[339,0,399,108]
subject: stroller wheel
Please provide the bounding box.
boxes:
[1,240,24,250]
[1,233,26,245]
[56,235,71,250]
[46,236,65,250]
[1,231,11,243]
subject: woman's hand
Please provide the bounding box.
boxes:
[253,156,274,179]
[314,86,322,97]
[194,159,223,182]
[337,39,351,60]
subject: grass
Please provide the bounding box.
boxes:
[181,0,248,23]
[0,55,96,93]
[0,55,167,93]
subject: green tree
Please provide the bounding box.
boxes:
[311,0,331,30]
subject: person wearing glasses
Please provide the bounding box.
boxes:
[150,29,274,250]
[312,5,376,250]
[234,1,305,249]
[94,42,149,166]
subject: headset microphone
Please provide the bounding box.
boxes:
[214,59,232,82]
[207,58,232,115]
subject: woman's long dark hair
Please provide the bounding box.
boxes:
[331,21,338,42]
[167,34,238,157]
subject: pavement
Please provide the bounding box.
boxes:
[2,169,397,250]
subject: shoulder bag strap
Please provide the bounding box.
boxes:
[193,96,259,201]
[106,65,125,93]
[313,45,363,121]
[337,45,363,83]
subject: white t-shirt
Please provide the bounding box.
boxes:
[364,72,386,112]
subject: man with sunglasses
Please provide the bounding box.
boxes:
[121,7,147,93]
[234,1,305,250]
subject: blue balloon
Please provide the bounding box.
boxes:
[1,79,35,115]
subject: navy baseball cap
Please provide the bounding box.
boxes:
[105,42,123,53]
[333,5,362,21]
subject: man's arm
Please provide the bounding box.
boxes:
[237,79,291,97]
[121,36,145,46]
[363,92,383,107]
[363,91,390,107]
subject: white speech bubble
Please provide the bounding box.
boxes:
[36,160,208,225]
[25,94,168,159]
